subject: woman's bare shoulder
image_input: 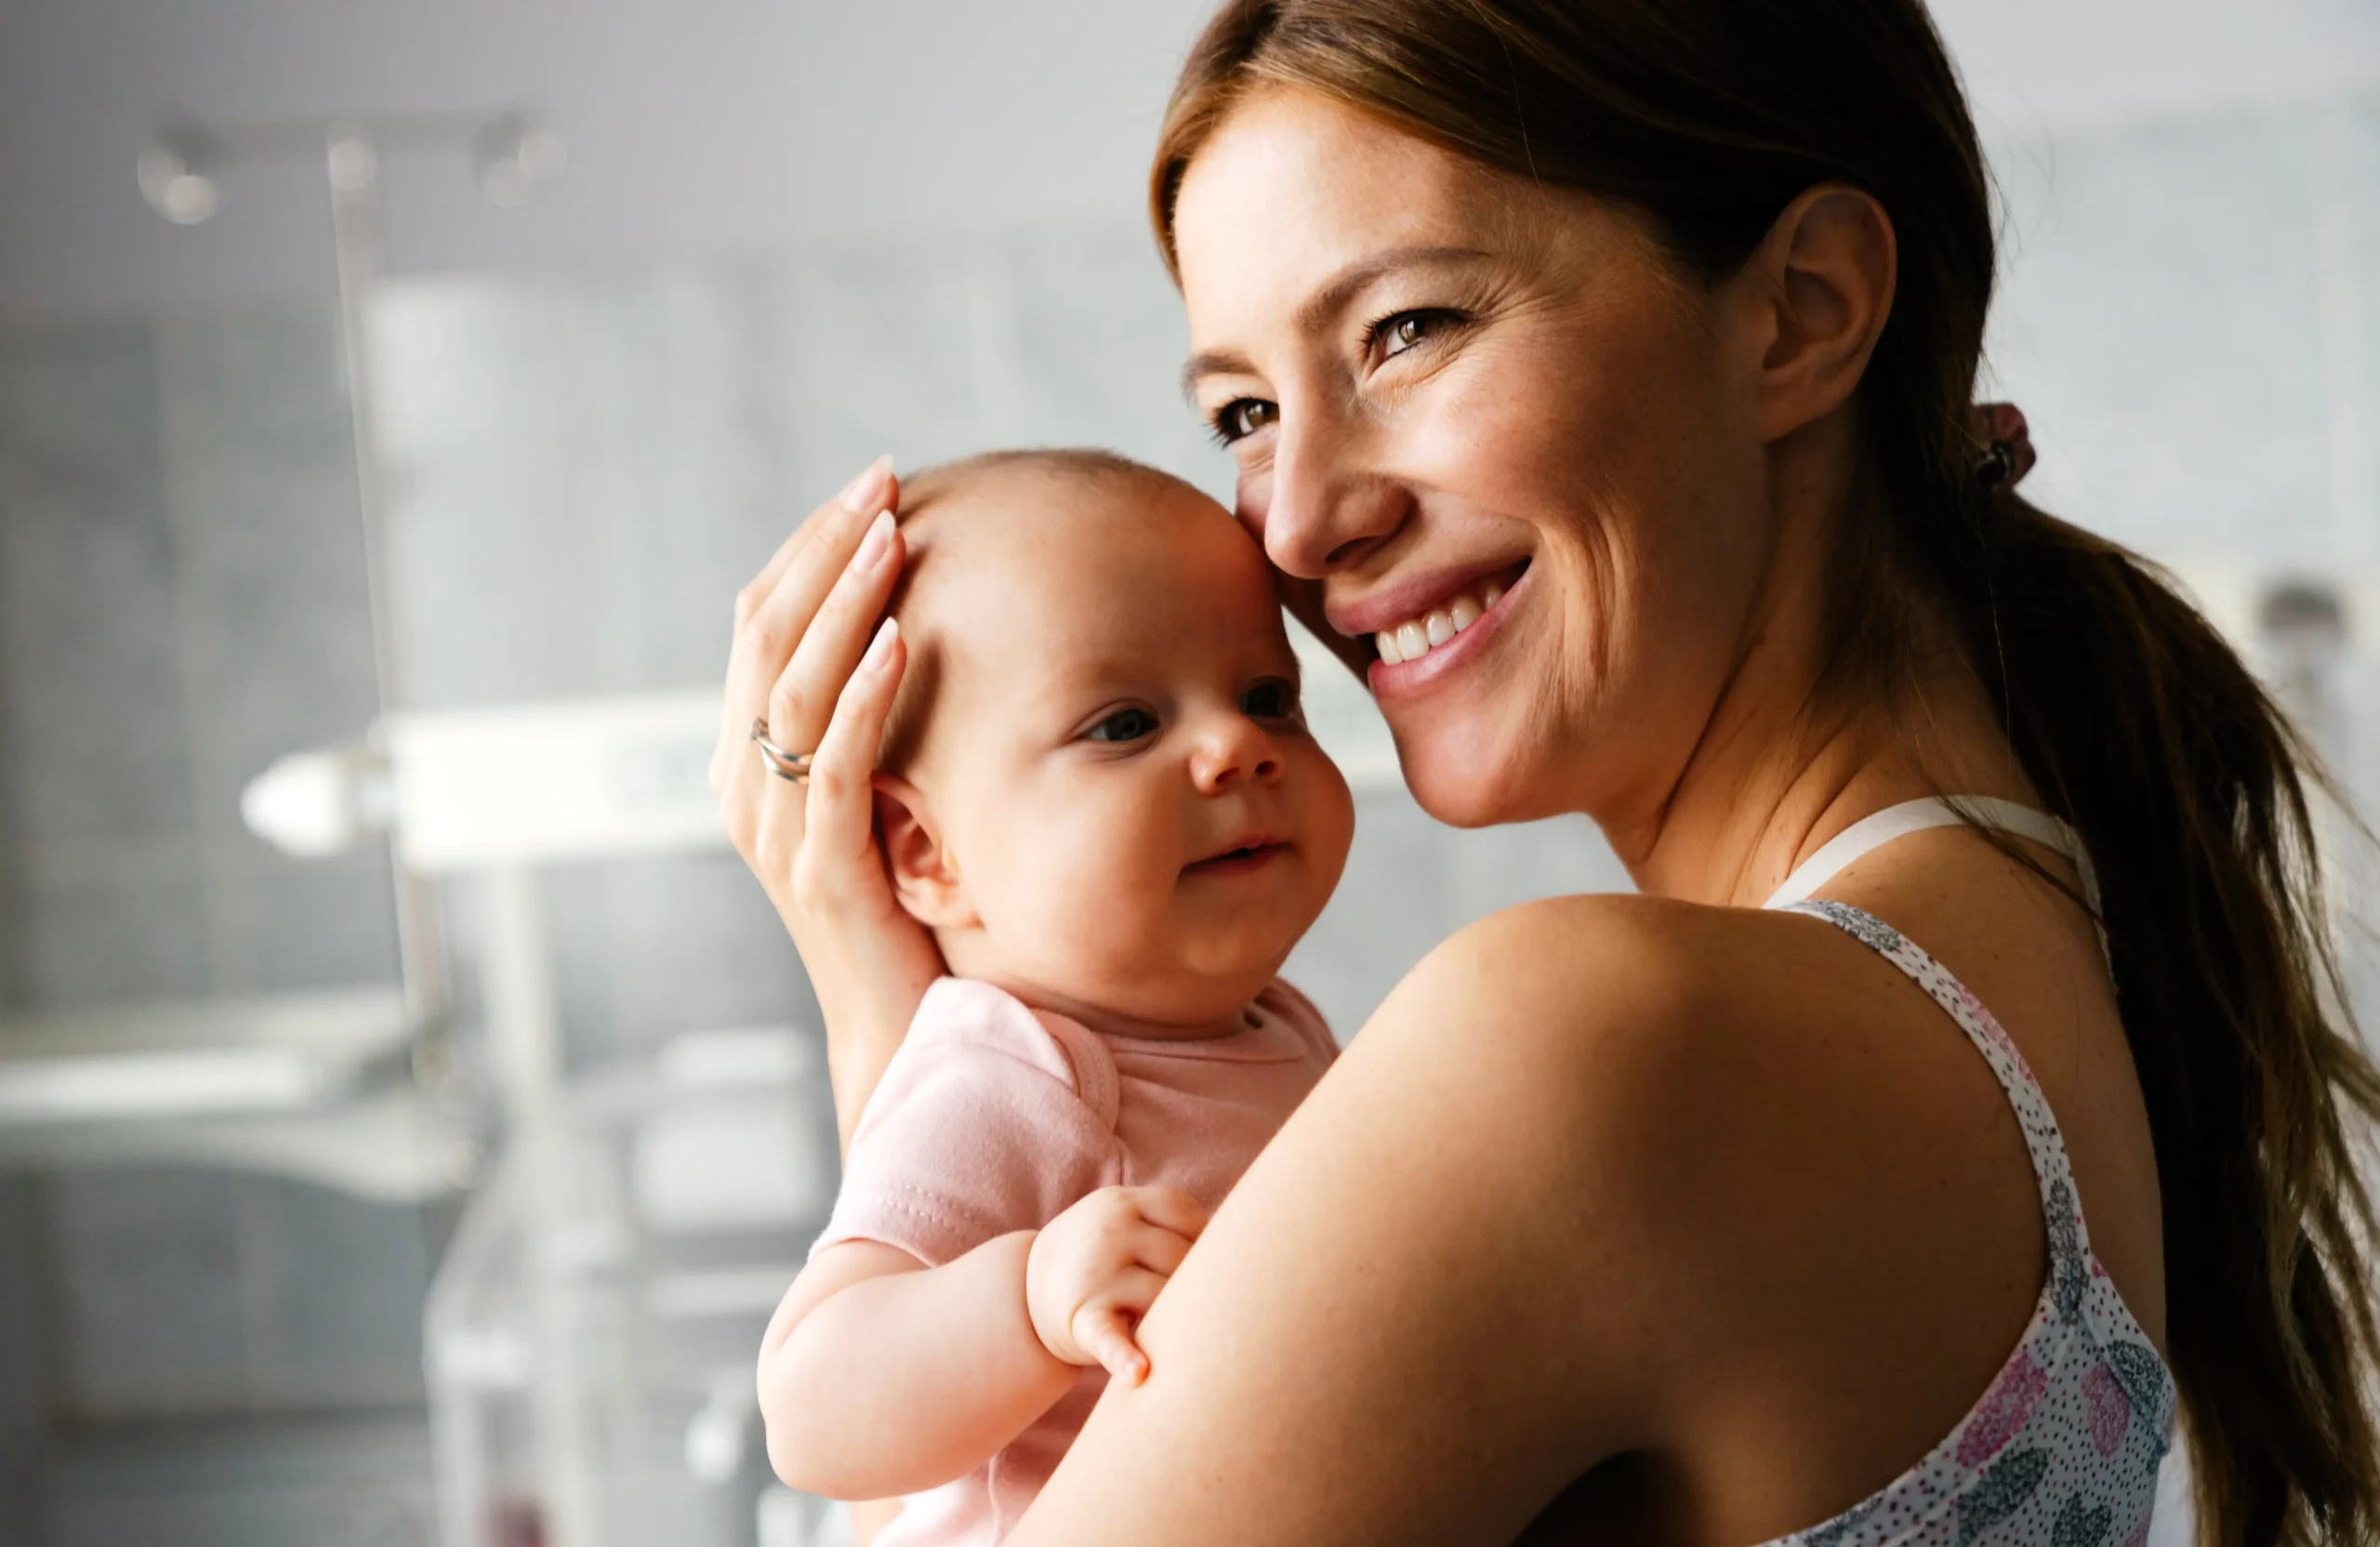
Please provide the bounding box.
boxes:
[1330,892,2043,1495]
[1318,894,1859,1336]
[1358,892,1791,1126]
[1370,890,2021,1210]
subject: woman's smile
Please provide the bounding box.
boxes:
[1343,560,1530,699]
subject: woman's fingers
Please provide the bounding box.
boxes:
[737,490,878,707]
[741,456,896,623]
[794,618,906,883]
[713,457,897,788]
[767,509,906,752]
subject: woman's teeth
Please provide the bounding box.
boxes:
[1375,581,1503,667]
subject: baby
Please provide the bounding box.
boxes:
[757,449,1355,1543]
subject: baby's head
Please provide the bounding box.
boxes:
[874,450,1354,1032]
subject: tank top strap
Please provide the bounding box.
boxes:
[1749,801,2165,1547]
[1764,796,2101,918]
[1773,896,2100,1321]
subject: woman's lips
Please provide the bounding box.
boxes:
[1325,558,1529,640]
[1366,562,1529,699]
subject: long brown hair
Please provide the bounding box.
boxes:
[1151,4,2380,1541]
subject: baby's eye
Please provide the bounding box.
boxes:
[1085,706,1160,744]
[1242,678,1302,721]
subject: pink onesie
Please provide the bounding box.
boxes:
[812,974,1338,1545]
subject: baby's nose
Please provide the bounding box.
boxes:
[1191,721,1284,792]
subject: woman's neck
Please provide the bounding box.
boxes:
[1607,431,2033,906]
[1623,623,2036,909]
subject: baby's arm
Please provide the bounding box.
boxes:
[760,1185,1209,1501]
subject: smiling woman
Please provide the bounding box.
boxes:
[713,1,2380,1543]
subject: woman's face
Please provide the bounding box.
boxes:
[1172,88,1784,834]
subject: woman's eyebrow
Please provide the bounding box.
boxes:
[1180,245,1493,396]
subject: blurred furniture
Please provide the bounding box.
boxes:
[244,689,853,1545]
[426,1025,836,1547]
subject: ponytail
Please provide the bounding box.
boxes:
[1938,483,2380,1545]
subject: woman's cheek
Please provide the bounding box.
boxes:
[1234,465,1276,544]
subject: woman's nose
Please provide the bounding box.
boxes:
[1189,717,1285,795]
[1252,410,1409,580]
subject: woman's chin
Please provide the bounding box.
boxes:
[1395,747,1548,830]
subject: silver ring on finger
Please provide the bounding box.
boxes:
[749,717,813,784]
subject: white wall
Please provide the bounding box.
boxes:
[2,0,2376,322]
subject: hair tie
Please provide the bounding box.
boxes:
[1971,402,2035,490]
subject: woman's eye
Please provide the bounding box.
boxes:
[1210,398,1277,445]
[1085,707,1160,744]
[1242,679,1302,721]
[1373,309,1457,362]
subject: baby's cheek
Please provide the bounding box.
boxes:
[1012,811,1179,976]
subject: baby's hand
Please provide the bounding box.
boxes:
[1025,1185,1210,1386]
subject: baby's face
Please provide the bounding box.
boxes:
[888,470,1354,1029]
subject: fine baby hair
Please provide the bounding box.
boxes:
[872,446,1219,774]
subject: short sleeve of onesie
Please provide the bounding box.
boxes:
[813,977,1122,1267]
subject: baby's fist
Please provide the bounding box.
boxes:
[1025,1185,1209,1385]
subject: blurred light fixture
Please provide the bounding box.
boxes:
[325,128,380,193]
[472,112,567,207]
[0,1046,321,1123]
[136,108,565,230]
[135,126,223,225]
[241,745,395,858]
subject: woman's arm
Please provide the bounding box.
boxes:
[1004,900,1696,1545]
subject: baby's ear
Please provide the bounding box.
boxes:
[874,777,975,930]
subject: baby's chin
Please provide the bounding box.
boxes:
[1091,950,1287,1016]
[1053,957,1293,1033]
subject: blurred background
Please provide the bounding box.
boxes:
[0,2,2374,1544]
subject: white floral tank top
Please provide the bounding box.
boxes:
[1757,799,2174,1547]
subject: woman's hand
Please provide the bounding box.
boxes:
[710,456,944,1150]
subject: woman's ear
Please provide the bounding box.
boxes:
[1743,183,1898,441]
[874,776,976,930]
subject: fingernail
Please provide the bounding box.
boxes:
[838,455,894,514]
[862,617,900,672]
[853,509,894,571]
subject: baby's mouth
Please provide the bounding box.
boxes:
[1183,839,1292,879]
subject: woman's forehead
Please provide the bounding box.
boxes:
[1175,91,1486,288]
[1170,87,1622,351]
